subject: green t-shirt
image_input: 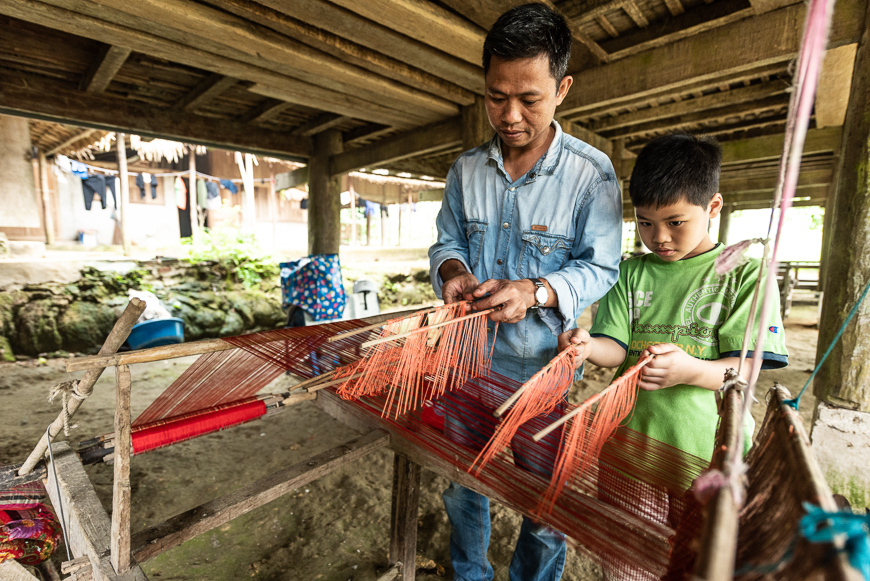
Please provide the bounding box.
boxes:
[590,245,789,460]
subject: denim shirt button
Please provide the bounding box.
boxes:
[497,259,503,265]
[529,172,536,179]
[542,246,549,252]
[502,222,509,229]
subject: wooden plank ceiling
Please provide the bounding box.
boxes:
[0,0,864,206]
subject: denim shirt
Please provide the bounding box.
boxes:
[428,122,623,383]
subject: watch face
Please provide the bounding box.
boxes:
[535,285,548,305]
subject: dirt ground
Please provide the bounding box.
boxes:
[0,303,821,581]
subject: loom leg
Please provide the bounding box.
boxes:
[389,453,420,581]
[43,442,148,581]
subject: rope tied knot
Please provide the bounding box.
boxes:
[48,379,86,436]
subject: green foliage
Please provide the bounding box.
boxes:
[183,229,279,289]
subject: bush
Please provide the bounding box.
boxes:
[183,229,279,289]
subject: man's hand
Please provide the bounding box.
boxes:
[638,343,695,391]
[468,278,536,323]
[558,328,591,368]
[442,272,480,304]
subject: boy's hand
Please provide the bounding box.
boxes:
[638,343,695,391]
[558,328,591,367]
[442,273,480,304]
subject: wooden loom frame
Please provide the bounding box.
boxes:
[10,301,863,581]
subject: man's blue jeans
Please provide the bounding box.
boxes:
[441,391,567,581]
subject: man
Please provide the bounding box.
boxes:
[428,4,623,580]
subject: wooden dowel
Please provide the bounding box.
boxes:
[360,307,496,350]
[306,373,364,393]
[67,310,422,372]
[66,338,232,372]
[19,298,145,476]
[110,365,132,574]
[327,306,443,343]
[494,349,573,418]
[531,354,654,442]
[289,370,336,391]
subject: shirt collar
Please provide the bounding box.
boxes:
[486,120,565,178]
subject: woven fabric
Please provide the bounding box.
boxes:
[0,505,61,565]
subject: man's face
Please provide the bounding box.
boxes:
[635,195,723,261]
[484,55,572,154]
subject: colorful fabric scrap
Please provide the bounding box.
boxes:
[0,505,62,565]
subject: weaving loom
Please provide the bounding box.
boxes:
[5,298,861,581]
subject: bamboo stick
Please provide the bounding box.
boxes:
[494,348,573,418]
[19,298,145,476]
[306,373,364,393]
[360,307,497,350]
[531,354,654,442]
[289,370,336,391]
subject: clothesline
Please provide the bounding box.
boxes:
[55,155,263,185]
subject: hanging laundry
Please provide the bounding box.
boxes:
[363,200,380,217]
[175,176,187,210]
[82,174,108,211]
[219,178,238,194]
[135,173,157,199]
[106,176,118,208]
[196,179,208,209]
[54,155,71,173]
[205,181,220,199]
[300,197,308,210]
[70,160,89,180]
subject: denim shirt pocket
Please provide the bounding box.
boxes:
[518,231,571,278]
[466,221,488,270]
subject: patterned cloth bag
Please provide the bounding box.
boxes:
[280,254,346,321]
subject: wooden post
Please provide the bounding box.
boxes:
[397,200,402,247]
[461,95,491,151]
[692,388,742,580]
[309,130,343,255]
[382,192,387,246]
[19,298,145,476]
[350,181,357,246]
[116,134,131,255]
[717,203,732,245]
[188,145,198,238]
[366,212,372,246]
[269,168,278,251]
[814,0,870,411]
[37,151,55,245]
[817,164,839,295]
[389,453,420,581]
[111,365,132,574]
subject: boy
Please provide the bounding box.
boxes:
[559,134,788,578]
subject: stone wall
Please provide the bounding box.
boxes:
[0,259,285,359]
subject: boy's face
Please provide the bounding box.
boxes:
[484,54,573,155]
[635,194,723,262]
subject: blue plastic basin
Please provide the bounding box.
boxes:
[126,318,185,350]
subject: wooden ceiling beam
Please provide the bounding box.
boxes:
[0,71,311,160]
[343,124,394,146]
[558,119,613,157]
[622,185,827,216]
[275,166,310,190]
[663,0,686,16]
[206,0,475,106]
[331,118,462,176]
[293,113,350,137]
[326,0,486,66]
[45,128,98,156]
[239,99,293,125]
[586,81,789,132]
[621,0,650,28]
[601,94,790,140]
[79,44,131,93]
[176,73,237,112]
[601,0,754,62]
[255,0,483,94]
[34,0,458,120]
[0,1,426,128]
[620,127,842,176]
[719,168,833,192]
[559,0,864,116]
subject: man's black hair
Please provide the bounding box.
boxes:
[483,3,573,82]
[629,134,722,209]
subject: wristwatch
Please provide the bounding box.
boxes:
[529,278,548,310]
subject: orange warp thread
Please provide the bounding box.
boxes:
[335,302,498,418]
[540,353,654,513]
[470,347,576,475]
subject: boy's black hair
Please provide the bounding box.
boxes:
[483,3,572,82]
[629,134,722,209]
